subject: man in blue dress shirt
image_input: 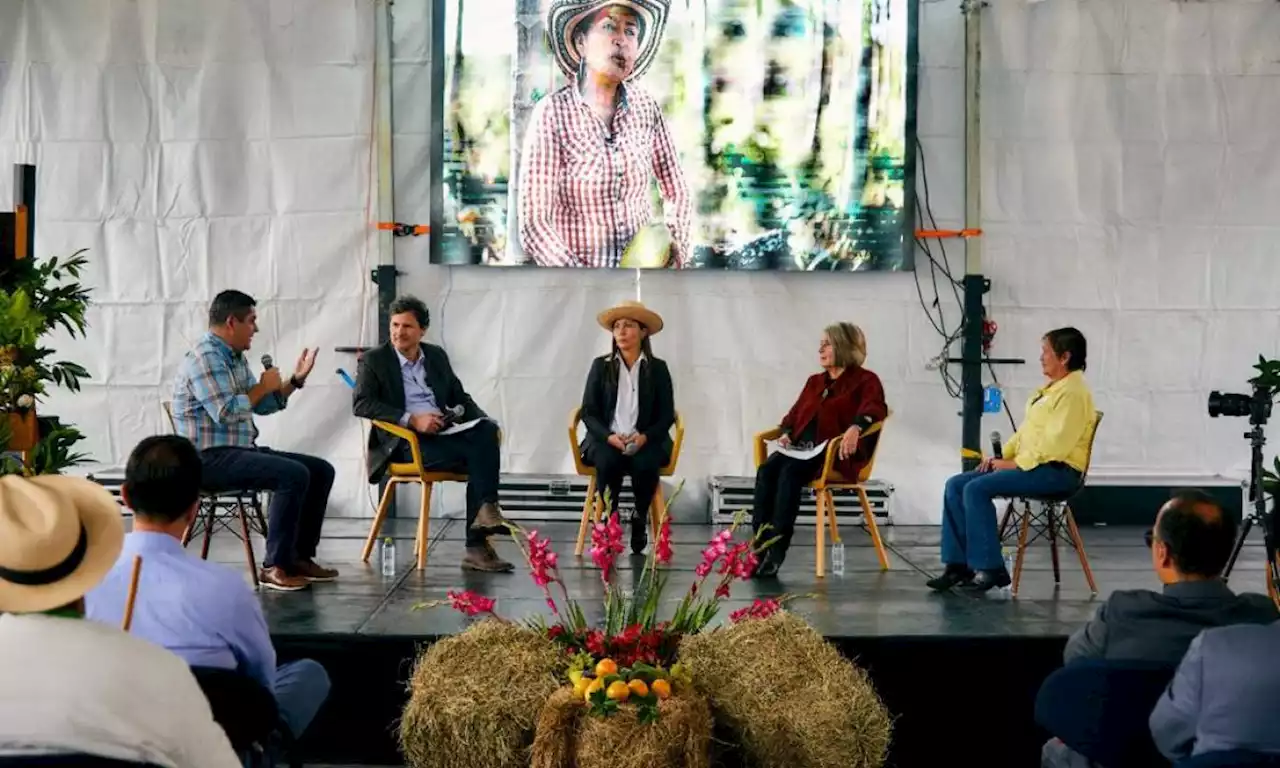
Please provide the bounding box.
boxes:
[87,435,331,750]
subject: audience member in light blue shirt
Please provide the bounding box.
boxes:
[84,434,331,746]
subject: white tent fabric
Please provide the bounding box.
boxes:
[3,0,1279,525]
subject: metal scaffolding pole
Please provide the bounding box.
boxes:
[959,0,988,470]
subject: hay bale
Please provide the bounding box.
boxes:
[678,611,892,768]
[400,619,562,768]
[531,686,713,768]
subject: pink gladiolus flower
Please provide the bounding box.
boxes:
[655,516,673,564]
[589,512,626,582]
[447,590,496,617]
[694,561,712,578]
[525,529,560,589]
[715,582,731,599]
[730,598,782,623]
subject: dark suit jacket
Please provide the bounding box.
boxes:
[1063,580,1279,665]
[779,365,888,479]
[579,354,675,465]
[352,341,487,484]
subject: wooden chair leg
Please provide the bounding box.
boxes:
[1062,504,1098,594]
[417,481,433,571]
[237,503,260,589]
[575,476,597,557]
[361,479,398,563]
[815,490,828,579]
[650,486,666,540]
[1012,502,1033,597]
[856,486,890,571]
[199,499,217,559]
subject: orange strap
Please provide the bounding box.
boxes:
[915,228,982,239]
[377,222,430,236]
[14,204,28,260]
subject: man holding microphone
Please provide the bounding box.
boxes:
[170,289,337,592]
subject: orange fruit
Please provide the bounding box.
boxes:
[651,679,672,699]
[595,658,618,677]
[606,680,631,701]
[586,677,605,700]
[628,679,649,697]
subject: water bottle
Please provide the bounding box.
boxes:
[1000,547,1013,598]
[830,542,846,576]
[381,537,396,577]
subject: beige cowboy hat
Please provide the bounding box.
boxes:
[0,474,124,614]
[545,0,671,82]
[597,299,664,335]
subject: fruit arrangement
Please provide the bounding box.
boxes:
[568,657,685,723]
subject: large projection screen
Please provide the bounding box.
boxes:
[434,0,918,271]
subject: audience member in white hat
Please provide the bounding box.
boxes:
[0,473,239,767]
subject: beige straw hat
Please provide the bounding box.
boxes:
[545,0,671,82]
[0,474,124,614]
[597,300,664,335]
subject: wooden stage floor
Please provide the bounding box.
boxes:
[229,516,1274,641]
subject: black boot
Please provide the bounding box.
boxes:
[926,564,975,591]
[960,567,1011,593]
[630,509,648,555]
[753,548,784,578]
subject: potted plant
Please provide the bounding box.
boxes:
[0,249,92,474]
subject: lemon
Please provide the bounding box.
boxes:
[568,670,584,686]
[572,676,592,700]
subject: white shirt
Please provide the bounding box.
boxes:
[610,353,645,436]
[0,613,241,768]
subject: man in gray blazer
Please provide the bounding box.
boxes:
[1042,489,1277,768]
[1150,619,1280,762]
[1063,488,1277,665]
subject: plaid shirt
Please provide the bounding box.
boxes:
[171,332,286,450]
[518,81,692,268]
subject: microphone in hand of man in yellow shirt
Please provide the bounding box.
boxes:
[928,327,1097,593]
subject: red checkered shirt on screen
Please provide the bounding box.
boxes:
[518,81,692,268]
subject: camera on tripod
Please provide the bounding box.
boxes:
[1207,383,1273,425]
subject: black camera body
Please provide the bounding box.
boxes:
[1208,382,1273,426]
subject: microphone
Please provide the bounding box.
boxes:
[440,404,465,425]
[990,430,1002,460]
[260,354,274,371]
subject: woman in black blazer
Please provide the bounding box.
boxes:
[579,300,675,555]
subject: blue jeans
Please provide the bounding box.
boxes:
[274,659,330,740]
[200,447,336,571]
[941,464,1080,571]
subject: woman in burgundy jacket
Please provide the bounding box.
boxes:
[753,322,888,577]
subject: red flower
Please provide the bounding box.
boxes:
[585,629,607,657]
[730,598,782,623]
[547,625,565,639]
[715,582,731,599]
[589,512,626,583]
[447,590,496,617]
[655,516,674,564]
[526,530,559,588]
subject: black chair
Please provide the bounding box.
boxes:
[998,410,1104,596]
[1034,657,1176,768]
[190,666,299,767]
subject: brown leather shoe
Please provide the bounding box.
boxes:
[294,559,339,582]
[470,502,508,531]
[462,543,514,573]
[259,566,309,592]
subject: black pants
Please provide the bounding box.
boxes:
[751,451,823,557]
[398,419,501,547]
[584,438,666,523]
[200,446,336,571]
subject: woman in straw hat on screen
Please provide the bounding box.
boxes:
[0,474,240,767]
[578,300,675,554]
[517,0,692,269]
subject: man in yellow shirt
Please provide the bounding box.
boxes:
[929,328,1097,593]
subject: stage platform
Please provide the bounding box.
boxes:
[190,517,1273,767]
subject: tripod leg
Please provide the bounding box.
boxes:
[1222,515,1253,583]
